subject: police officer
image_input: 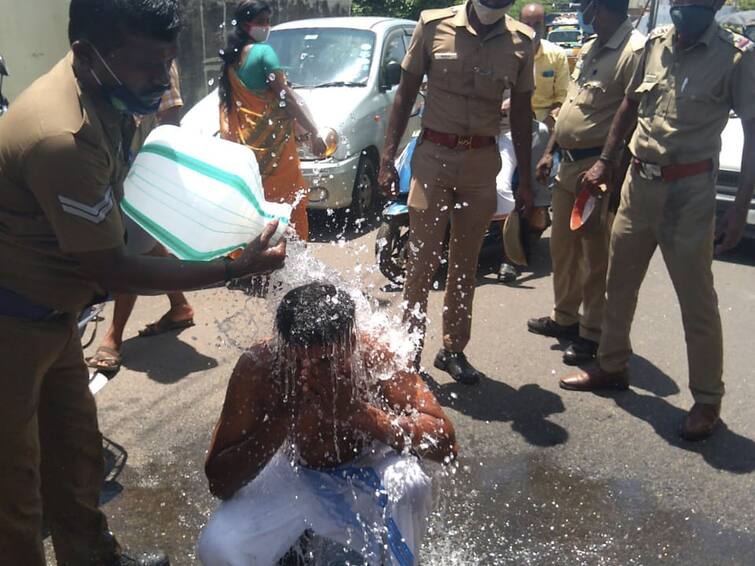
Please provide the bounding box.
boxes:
[379,0,535,384]
[560,0,755,441]
[0,1,285,564]
[528,0,645,365]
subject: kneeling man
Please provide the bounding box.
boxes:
[197,283,457,565]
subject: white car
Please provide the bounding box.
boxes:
[181,17,422,219]
[716,115,754,239]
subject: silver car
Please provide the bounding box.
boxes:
[181,17,422,219]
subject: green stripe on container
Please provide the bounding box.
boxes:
[122,199,245,261]
[139,142,288,224]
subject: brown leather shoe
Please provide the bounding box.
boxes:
[559,365,629,391]
[679,403,721,441]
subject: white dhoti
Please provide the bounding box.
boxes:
[197,444,432,566]
[494,121,554,219]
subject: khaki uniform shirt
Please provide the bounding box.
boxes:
[532,39,570,120]
[402,2,535,137]
[555,19,645,150]
[627,23,755,166]
[0,53,134,313]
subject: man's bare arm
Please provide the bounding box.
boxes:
[378,369,458,463]
[73,221,286,295]
[377,70,424,197]
[582,97,639,193]
[509,90,534,216]
[716,117,755,253]
[204,348,287,500]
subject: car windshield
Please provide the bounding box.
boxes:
[548,30,581,43]
[268,28,376,88]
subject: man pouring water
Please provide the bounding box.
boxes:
[198,283,457,565]
[0,1,285,563]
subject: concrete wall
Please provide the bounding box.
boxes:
[0,0,70,102]
[0,0,352,108]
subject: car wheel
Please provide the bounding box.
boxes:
[350,155,378,230]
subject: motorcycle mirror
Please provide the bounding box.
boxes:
[0,56,8,77]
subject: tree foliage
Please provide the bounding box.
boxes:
[351,0,556,22]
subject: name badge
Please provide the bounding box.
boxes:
[542,70,555,77]
[434,52,459,60]
[643,73,657,82]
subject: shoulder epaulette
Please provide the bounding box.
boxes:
[505,16,534,40]
[718,27,754,52]
[648,25,672,40]
[420,7,456,24]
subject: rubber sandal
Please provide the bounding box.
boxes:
[138,314,195,337]
[86,346,122,373]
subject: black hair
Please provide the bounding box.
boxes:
[69,0,181,52]
[276,283,356,347]
[219,1,273,114]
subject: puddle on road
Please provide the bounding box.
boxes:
[96,444,755,565]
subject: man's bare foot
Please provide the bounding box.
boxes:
[139,305,195,337]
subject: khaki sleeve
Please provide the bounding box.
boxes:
[553,51,570,104]
[625,45,649,101]
[732,50,755,121]
[402,19,430,77]
[513,41,535,93]
[23,134,125,254]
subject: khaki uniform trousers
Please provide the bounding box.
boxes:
[404,140,500,353]
[550,156,613,343]
[598,167,724,404]
[0,315,116,565]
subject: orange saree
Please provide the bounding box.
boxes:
[220,69,309,241]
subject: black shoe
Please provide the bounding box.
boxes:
[112,552,170,566]
[433,349,483,385]
[527,316,579,339]
[497,262,519,284]
[563,338,598,366]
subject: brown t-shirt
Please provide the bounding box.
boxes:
[626,24,755,166]
[402,3,535,137]
[0,53,134,313]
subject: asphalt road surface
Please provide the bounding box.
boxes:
[64,222,755,565]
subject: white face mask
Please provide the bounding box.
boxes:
[472,0,511,25]
[246,24,271,43]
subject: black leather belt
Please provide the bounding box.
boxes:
[562,147,603,163]
[0,286,71,322]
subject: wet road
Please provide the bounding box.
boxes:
[74,226,755,565]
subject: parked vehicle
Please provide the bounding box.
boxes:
[0,54,9,116]
[547,25,584,71]
[181,17,423,220]
[716,114,754,239]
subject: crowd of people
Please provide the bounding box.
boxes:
[0,0,752,564]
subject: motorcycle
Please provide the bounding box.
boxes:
[0,54,9,116]
[375,123,555,286]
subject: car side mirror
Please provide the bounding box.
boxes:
[0,56,7,77]
[382,61,401,91]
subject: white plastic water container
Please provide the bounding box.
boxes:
[122,125,291,261]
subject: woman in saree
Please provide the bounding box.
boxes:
[219,1,325,241]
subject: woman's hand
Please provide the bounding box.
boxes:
[310,135,327,157]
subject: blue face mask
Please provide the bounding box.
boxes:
[89,45,168,115]
[670,5,715,43]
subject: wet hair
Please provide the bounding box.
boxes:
[276,283,356,347]
[68,0,181,52]
[219,1,273,114]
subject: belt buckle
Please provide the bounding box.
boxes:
[564,149,575,162]
[637,160,661,180]
[456,135,473,150]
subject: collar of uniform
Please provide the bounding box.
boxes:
[453,1,508,40]
[604,18,633,50]
[673,21,719,50]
